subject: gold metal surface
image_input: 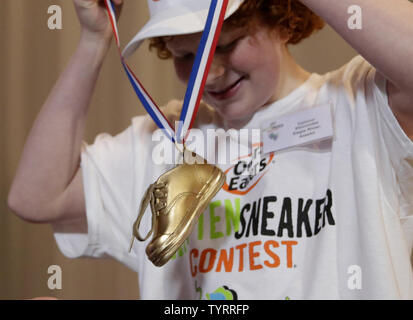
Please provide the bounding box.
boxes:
[129,149,226,267]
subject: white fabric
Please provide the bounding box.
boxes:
[54,55,413,300]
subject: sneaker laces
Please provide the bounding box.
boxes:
[129,182,168,252]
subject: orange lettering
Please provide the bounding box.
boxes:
[216,248,234,272]
[235,243,247,272]
[199,248,217,273]
[263,240,280,268]
[249,241,263,271]
[281,241,298,268]
[190,249,199,277]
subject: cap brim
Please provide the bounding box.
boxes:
[122,0,243,58]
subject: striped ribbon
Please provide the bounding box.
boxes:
[104,0,229,144]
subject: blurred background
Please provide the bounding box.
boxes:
[0,0,358,299]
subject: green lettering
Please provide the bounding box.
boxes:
[225,199,241,235]
[210,200,224,239]
[198,213,204,240]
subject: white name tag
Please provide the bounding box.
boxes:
[261,103,334,154]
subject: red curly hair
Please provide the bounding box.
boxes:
[149,0,325,59]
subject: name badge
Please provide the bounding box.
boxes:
[261,103,334,154]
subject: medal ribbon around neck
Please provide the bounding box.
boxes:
[104,0,229,146]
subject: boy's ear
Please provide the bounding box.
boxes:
[276,26,291,44]
[267,25,290,44]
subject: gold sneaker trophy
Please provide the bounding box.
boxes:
[129,148,226,267]
[103,0,231,266]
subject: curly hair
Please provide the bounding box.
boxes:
[149,0,325,60]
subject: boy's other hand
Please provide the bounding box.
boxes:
[73,0,124,43]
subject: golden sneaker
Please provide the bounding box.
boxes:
[129,149,226,267]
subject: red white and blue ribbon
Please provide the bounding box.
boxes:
[104,0,229,145]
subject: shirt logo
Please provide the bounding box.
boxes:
[222,144,274,195]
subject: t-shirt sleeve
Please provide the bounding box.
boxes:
[53,116,151,267]
[343,56,413,218]
[370,66,413,218]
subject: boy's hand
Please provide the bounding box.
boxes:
[73,0,124,43]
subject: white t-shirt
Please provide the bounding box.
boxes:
[54,56,413,300]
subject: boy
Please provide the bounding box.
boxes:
[8,0,413,299]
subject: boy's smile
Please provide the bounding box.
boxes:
[206,75,245,101]
[166,22,310,129]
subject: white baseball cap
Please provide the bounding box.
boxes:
[122,0,244,58]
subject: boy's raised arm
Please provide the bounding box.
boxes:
[7,0,124,224]
[300,0,413,138]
